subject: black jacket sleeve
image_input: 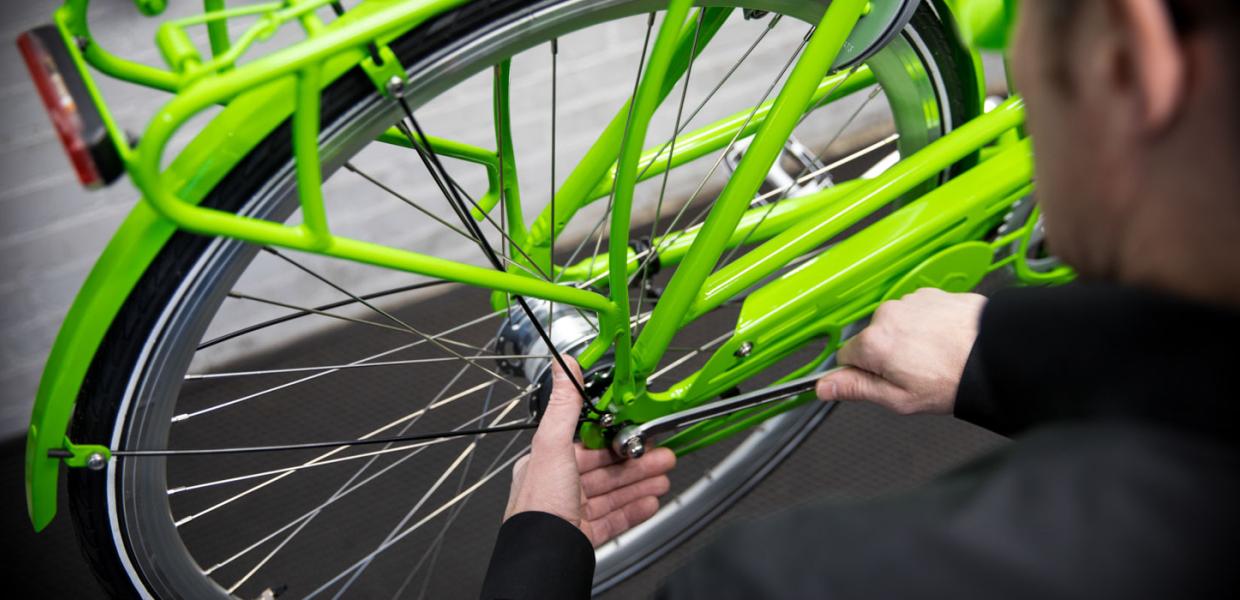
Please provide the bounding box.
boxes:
[954,283,1237,439]
[479,511,595,599]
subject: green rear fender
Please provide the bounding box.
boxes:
[25,90,308,532]
[22,11,400,531]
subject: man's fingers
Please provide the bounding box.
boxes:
[581,447,676,497]
[532,357,586,448]
[575,445,621,472]
[817,366,910,410]
[583,475,671,521]
[586,496,661,547]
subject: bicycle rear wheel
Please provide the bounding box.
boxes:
[65,1,978,597]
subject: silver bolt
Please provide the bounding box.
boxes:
[386,75,405,97]
[86,453,106,471]
[734,341,754,358]
[624,437,645,459]
[599,413,615,428]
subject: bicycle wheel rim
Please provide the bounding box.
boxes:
[67,1,973,598]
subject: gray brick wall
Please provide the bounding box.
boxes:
[0,1,981,439]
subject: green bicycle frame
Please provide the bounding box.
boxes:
[27,0,1044,531]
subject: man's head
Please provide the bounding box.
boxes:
[1011,0,1240,304]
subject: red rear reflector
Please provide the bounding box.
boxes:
[17,27,123,189]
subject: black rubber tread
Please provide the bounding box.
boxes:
[62,1,979,597]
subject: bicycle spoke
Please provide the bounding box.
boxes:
[394,406,525,599]
[392,89,591,403]
[231,390,524,595]
[185,354,549,380]
[635,10,704,334]
[225,291,435,338]
[198,380,532,577]
[398,384,500,599]
[785,84,883,191]
[174,379,520,526]
[263,247,522,388]
[343,162,480,243]
[174,310,502,423]
[332,386,519,595]
[198,280,450,351]
[205,327,516,587]
[649,330,732,382]
[563,13,656,283]
[573,11,785,257]
[303,442,529,599]
[549,38,558,340]
[624,30,824,284]
[620,13,784,197]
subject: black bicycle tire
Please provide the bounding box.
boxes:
[63,1,980,597]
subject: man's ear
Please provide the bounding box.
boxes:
[1117,0,1186,131]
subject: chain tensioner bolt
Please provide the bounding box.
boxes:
[734,341,754,358]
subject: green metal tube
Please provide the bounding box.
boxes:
[526,7,734,250]
[585,67,875,200]
[687,96,1026,321]
[204,0,232,58]
[632,0,870,377]
[492,60,528,249]
[607,0,696,400]
[559,179,865,281]
[294,65,331,247]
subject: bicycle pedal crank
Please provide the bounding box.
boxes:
[610,370,837,458]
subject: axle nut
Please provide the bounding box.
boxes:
[624,437,645,459]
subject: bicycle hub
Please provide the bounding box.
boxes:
[495,299,608,418]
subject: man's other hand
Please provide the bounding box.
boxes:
[816,288,986,415]
[504,357,676,547]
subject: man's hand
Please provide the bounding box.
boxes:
[817,288,986,415]
[504,357,676,547]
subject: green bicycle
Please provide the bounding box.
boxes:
[21,0,1068,596]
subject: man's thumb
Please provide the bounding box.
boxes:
[535,357,585,444]
[817,366,907,406]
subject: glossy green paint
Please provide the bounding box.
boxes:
[526,7,735,257]
[619,137,1034,427]
[376,129,504,219]
[582,67,876,204]
[27,0,1034,529]
[630,0,871,381]
[880,241,995,301]
[613,0,705,401]
[946,0,1018,50]
[27,0,475,531]
[685,98,1025,322]
[559,179,867,282]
